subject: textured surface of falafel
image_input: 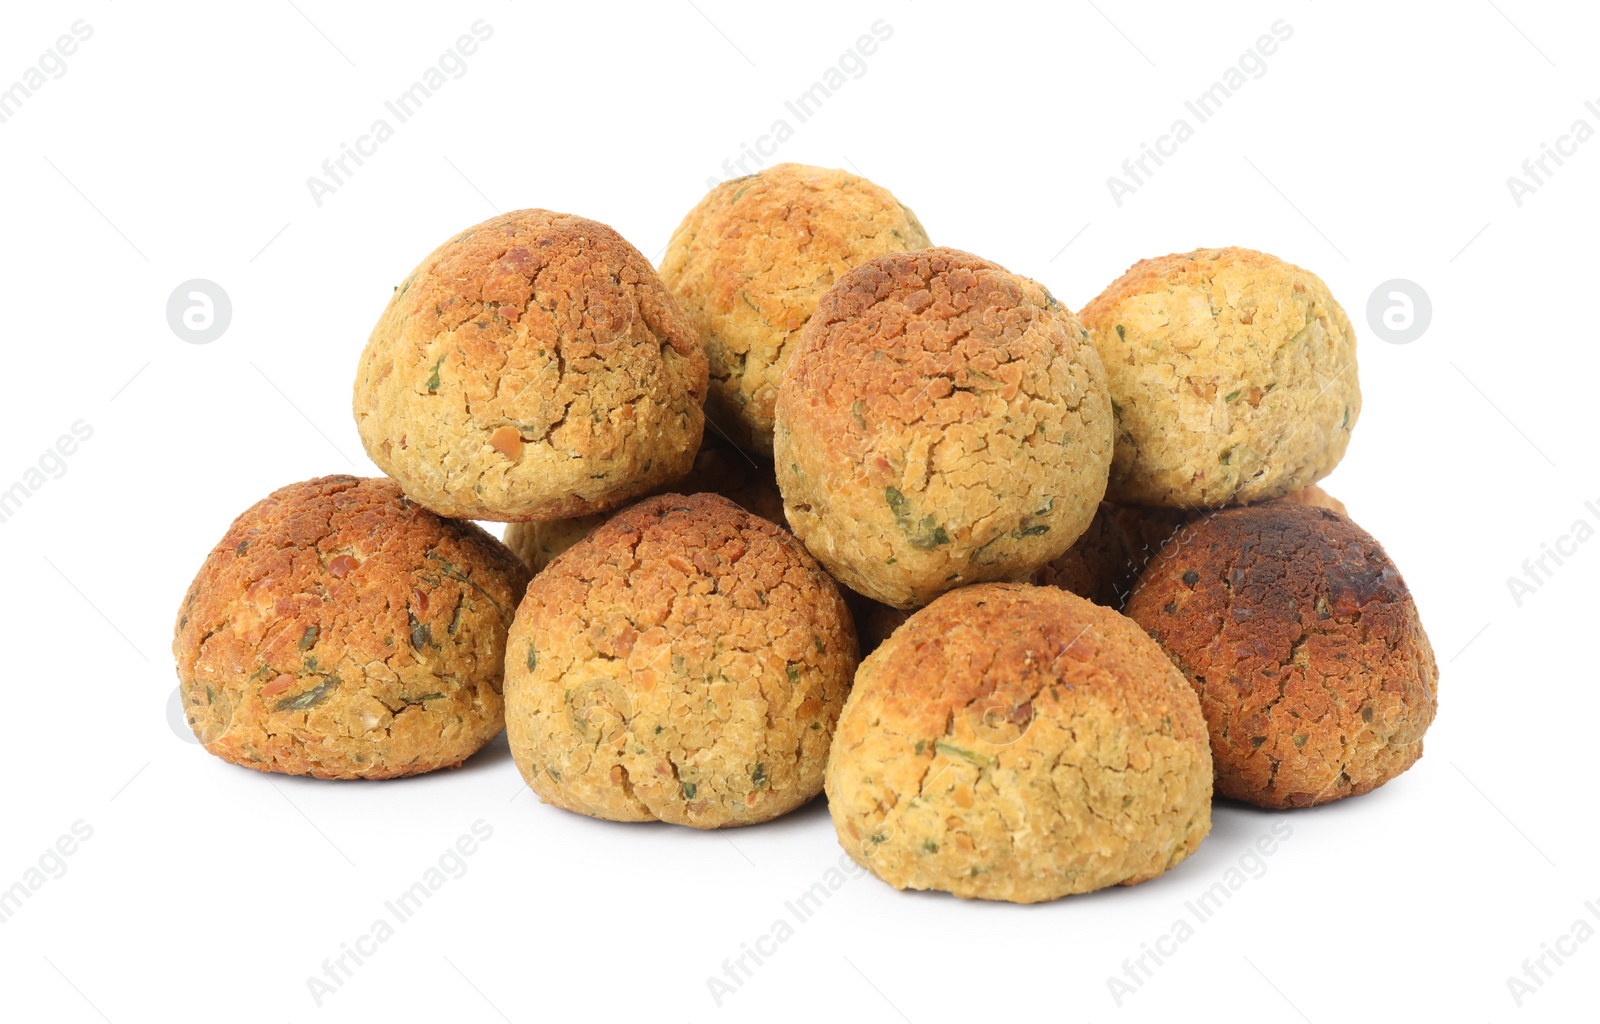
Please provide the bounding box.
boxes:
[775,247,1114,609]
[826,583,1212,903]
[354,209,708,521]
[173,476,529,779]
[660,163,930,453]
[505,493,857,827]
[1125,503,1436,808]
[1078,247,1358,508]
[500,435,785,575]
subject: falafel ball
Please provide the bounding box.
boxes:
[173,476,529,779]
[826,583,1213,903]
[1078,247,1359,508]
[1125,503,1437,808]
[505,493,857,827]
[775,247,1114,609]
[354,209,708,522]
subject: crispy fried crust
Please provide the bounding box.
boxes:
[1078,247,1359,508]
[1036,486,1350,611]
[660,163,930,454]
[354,209,708,521]
[774,247,1114,609]
[1125,504,1437,808]
[172,476,529,779]
[826,583,1212,903]
[504,493,857,828]
[500,435,784,574]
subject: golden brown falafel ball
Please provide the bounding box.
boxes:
[1078,247,1359,508]
[354,209,708,522]
[660,163,930,453]
[826,583,1212,903]
[1126,504,1437,808]
[173,476,529,779]
[774,247,1114,609]
[505,493,857,828]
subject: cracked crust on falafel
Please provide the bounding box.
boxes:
[826,582,1212,903]
[354,209,708,522]
[774,247,1114,609]
[660,163,930,454]
[1078,247,1359,508]
[1125,503,1437,808]
[504,492,857,828]
[173,475,529,779]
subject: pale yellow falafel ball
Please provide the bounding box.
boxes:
[1077,246,1359,508]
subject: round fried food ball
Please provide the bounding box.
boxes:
[354,209,708,522]
[504,493,857,828]
[1078,247,1359,508]
[774,247,1114,609]
[173,476,529,779]
[826,583,1212,903]
[1125,504,1437,808]
[660,163,930,454]
[500,435,784,574]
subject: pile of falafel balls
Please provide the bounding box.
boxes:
[174,163,1438,904]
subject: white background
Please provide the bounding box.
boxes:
[1,1,1596,1021]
